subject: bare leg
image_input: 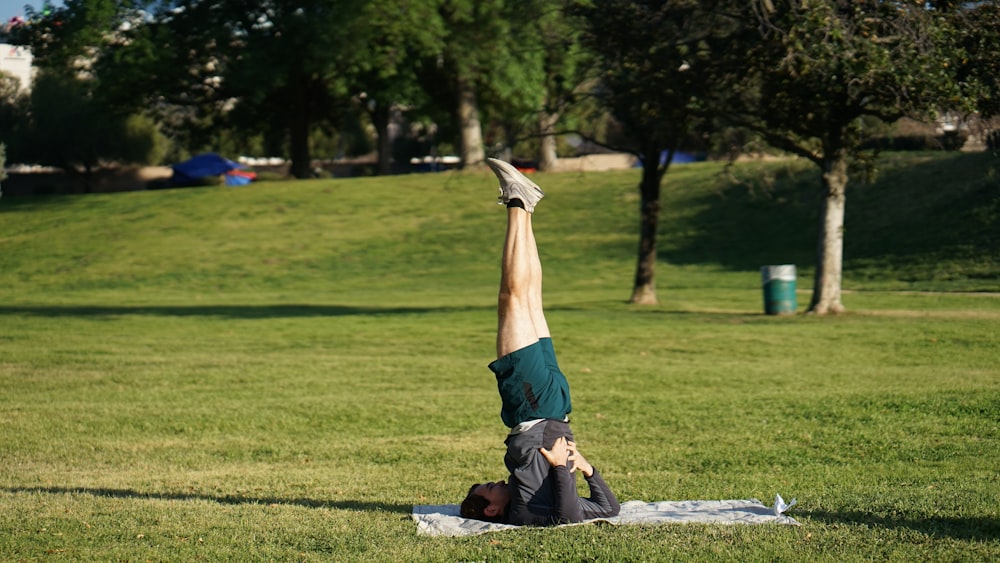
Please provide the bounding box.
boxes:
[525,213,550,340]
[496,207,548,357]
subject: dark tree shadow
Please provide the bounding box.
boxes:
[2,486,412,514]
[0,302,787,320]
[0,303,490,320]
[663,152,999,281]
[802,509,1000,542]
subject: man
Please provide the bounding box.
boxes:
[460,158,620,526]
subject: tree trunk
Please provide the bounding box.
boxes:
[809,153,848,314]
[630,153,664,305]
[81,163,94,194]
[288,83,312,179]
[372,102,393,176]
[538,109,559,171]
[457,77,485,168]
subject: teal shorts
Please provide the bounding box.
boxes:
[488,337,572,428]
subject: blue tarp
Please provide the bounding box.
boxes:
[634,151,704,167]
[225,170,256,186]
[171,153,242,187]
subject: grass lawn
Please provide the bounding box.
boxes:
[1,152,998,561]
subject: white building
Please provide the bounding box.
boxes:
[0,43,33,92]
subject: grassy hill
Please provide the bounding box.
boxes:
[1,151,997,306]
[0,152,997,561]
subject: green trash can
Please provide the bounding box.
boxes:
[761,265,797,315]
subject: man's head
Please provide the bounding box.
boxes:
[460,480,511,522]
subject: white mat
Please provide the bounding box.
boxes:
[412,495,799,536]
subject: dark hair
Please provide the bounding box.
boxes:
[460,484,504,523]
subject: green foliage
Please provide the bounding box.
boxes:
[713,1,967,311]
[97,9,221,157]
[572,0,752,302]
[951,1,1000,118]
[417,0,566,164]
[23,71,117,173]
[732,0,961,161]
[474,1,549,122]
[14,0,139,73]
[0,71,29,163]
[122,114,170,166]
[6,2,176,171]
[573,0,737,160]
[0,158,998,560]
[162,0,373,177]
[349,0,446,172]
[0,70,23,104]
[860,133,968,152]
[17,72,168,178]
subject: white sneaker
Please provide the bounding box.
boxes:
[486,158,544,213]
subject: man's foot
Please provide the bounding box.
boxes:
[487,158,544,213]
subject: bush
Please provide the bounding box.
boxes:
[987,130,1000,151]
[939,130,968,151]
[253,170,287,183]
[860,132,968,152]
[122,114,170,166]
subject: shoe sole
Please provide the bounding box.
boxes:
[486,158,544,211]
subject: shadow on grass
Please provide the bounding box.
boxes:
[0,304,491,319]
[663,153,998,278]
[2,486,412,514]
[0,303,773,319]
[803,509,1000,542]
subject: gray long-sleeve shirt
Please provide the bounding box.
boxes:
[503,419,620,526]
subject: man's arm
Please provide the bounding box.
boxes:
[577,468,620,519]
[541,439,620,522]
[540,437,584,523]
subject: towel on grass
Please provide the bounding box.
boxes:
[412,495,799,537]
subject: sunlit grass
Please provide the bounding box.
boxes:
[1,154,997,560]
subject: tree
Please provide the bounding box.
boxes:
[12,0,134,73]
[351,0,446,175]
[132,1,370,178]
[19,71,164,191]
[477,0,589,171]
[428,0,550,168]
[423,0,489,168]
[0,70,29,163]
[573,0,742,304]
[951,1,1000,121]
[96,3,246,159]
[0,143,6,193]
[727,1,960,314]
[532,2,588,171]
[6,1,169,189]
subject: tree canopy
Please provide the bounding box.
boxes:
[952,0,1000,120]
[3,0,993,311]
[573,0,747,304]
[725,0,961,313]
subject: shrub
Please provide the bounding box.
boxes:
[860,132,968,152]
[987,130,1000,151]
[253,170,287,183]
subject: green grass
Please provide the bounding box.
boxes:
[0,153,998,561]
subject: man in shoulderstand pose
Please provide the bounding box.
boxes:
[460,158,620,526]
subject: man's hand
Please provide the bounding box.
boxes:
[540,438,595,477]
[566,441,594,478]
[539,436,571,468]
